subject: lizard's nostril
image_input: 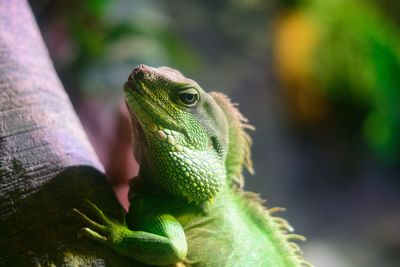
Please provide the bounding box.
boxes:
[132,64,148,81]
[132,69,144,81]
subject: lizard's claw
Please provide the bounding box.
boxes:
[72,200,125,245]
[79,227,107,243]
[73,204,107,230]
[83,199,111,224]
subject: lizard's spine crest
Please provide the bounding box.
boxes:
[239,191,313,267]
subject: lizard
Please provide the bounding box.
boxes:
[73,64,312,267]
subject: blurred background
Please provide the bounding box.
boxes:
[29,0,400,266]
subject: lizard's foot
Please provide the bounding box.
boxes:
[73,200,128,249]
[73,199,188,265]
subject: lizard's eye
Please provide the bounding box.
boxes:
[177,88,199,107]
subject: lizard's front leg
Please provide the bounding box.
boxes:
[73,200,187,265]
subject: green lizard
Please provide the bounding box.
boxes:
[74,65,312,266]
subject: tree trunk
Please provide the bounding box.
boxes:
[0,1,138,265]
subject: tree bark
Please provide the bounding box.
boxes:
[0,1,138,265]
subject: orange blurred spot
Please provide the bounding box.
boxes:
[273,10,329,125]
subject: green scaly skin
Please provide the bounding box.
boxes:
[74,65,312,266]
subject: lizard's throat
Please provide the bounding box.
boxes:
[148,142,227,203]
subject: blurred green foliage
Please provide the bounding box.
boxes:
[310,0,400,159]
[277,0,400,161]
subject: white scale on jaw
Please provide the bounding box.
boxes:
[138,109,184,152]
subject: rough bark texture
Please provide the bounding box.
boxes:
[0,1,138,266]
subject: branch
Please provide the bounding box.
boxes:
[0,1,139,265]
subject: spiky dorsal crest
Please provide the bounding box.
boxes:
[210,92,254,188]
[240,191,313,267]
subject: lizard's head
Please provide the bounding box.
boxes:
[124,64,229,203]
